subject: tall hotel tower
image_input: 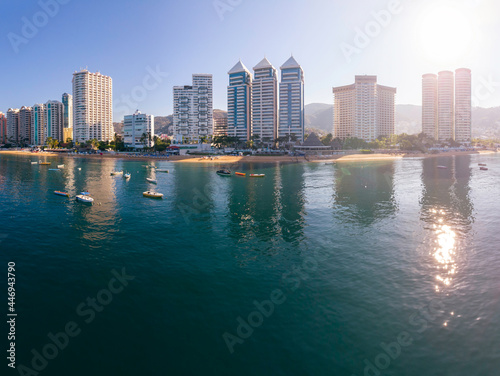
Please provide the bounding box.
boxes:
[227,60,252,142]
[252,58,278,142]
[454,68,472,143]
[6,109,20,143]
[437,71,455,142]
[333,76,396,142]
[422,74,438,139]
[45,100,64,142]
[278,56,305,142]
[32,104,46,145]
[173,74,213,143]
[62,93,73,142]
[19,107,32,145]
[72,70,113,142]
[422,69,471,142]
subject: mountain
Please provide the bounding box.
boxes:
[305,103,333,134]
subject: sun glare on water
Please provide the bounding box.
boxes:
[419,4,474,65]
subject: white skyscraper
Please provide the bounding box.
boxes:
[123,110,155,148]
[422,74,438,139]
[19,106,32,145]
[278,56,305,142]
[455,68,472,143]
[173,74,213,143]
[45,100,64,142]
[32,104,46,146]
[333,76,396,142]
[72,70,113,142]
[227,60,252,142]
[252,58,278,142]
[437,71,455,142]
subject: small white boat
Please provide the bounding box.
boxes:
[146,178,157,184]
[57,164,65,168]
[124,173,131,179]
[143,191,163,199]
[110,171,123,176]
[78,168,82,171]
[31,161,38,165]
[76,195,94,204]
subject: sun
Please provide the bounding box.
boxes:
[419,4,474,65]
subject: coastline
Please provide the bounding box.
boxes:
[0,149,496,164]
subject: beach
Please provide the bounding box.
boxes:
[0,149,496,164]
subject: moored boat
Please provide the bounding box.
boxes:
[110,171,123,176]
[156,169,169,173]
[249,174,265,178]
[31,161,38,165]
[143,191,163,199]
[480,167,488,171]
[146,178,157,184]
[479,163,487,166]
[76,195,94,204]
[124,173,131,179]
[57,164,65,168]
[39,162,51,165]
[216,169,231,176]
[235,172,246,176]
[54,191,69,197]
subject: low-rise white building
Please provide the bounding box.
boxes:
[123,110,154,148]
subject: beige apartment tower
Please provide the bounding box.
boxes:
[333,76,396,142]
[455,68,472,143]
[72,70,113,143]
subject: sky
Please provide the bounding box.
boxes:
[1,0,499,120]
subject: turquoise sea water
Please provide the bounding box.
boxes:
[1,153,500,376]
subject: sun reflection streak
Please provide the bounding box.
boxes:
[433,218,457,291]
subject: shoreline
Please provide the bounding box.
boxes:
[0,149,496,164]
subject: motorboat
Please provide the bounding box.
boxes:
[110,171,123,176]
[76,195,94,204]
[146,178,157,184]
[54,191,69,197]
[124,173,131,179]
[235,172,246,176]
[480,167,489,171]
[31,162,38,165]
[478,163,487,167]
[57,164,65,168]
[216,169,231,176]
[143,191,163,199]
[249,174,265,178]
[39,162,51,165]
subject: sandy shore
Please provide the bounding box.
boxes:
[1,149,496,164]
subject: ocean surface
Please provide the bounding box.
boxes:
[1,153,499,376]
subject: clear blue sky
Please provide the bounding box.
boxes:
[1,0,499,120]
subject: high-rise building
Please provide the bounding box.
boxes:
[252,58,278,142]
[72,70,113,142]
[0,113,7,144]
[333,76,396,142]
[62,93,73,142]
[437,71,455,142]
[227,61,252,142]
[7,109,20,144]
[213,116,228,136]
[455,68,472,143]
[172,74,213,143]
[422,74,438,139]
[45,100,64,142]
[123,110,155,148]
[19,107,32,145]
[32,104,46,145]
[278,56,305,142]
